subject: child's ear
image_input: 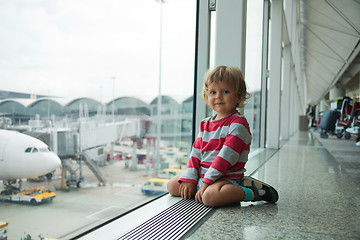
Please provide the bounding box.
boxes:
[236,98,242,108]
[237,98,241,105]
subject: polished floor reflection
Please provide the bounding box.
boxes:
[186,131,360,240]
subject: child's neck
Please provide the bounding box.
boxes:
[213,110,237,121]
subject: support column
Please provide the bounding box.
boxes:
[214,0,247,71]
[281,44,291,140]
[329,84,345,101]
[266,0,283,148]
[289,71,295,136]
[194,0,211,138]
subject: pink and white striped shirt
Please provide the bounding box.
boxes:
[179,111,252,185]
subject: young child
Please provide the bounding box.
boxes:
[167,65,278,207]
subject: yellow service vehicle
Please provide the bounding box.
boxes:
[141,168,184,195]
[0,221,8,240]
[0,186,55,205]
[141,178,169,195]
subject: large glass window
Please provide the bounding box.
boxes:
[0,0,196,239]
[244,0,264,148]
[206,1,263,149]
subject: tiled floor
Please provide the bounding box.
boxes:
[186,131,360,239]
[80,131,360,239]
[311,129,360,185]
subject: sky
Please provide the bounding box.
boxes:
[0,0,263,104]
[0,0,196,103]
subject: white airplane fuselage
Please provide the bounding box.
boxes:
[0,129,61,181]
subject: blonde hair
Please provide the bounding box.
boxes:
[202,66,250,109]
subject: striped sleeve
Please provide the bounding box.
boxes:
[178,138,202,184]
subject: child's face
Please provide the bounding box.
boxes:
[207,81,239,120]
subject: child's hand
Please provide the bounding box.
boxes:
[195,182,210,202]
[179,182,196,199]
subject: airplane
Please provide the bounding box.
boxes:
[0,129,61,194]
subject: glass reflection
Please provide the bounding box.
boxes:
[0,0,196,239]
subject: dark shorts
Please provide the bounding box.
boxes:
[197,177,243,190]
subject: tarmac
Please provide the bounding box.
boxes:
[0,160,159,239]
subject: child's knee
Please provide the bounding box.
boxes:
[202,188,219,207]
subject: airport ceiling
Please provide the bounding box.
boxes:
[299,0,360,105]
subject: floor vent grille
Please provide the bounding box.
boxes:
[117,199,213,240]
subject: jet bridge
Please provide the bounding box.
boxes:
[25,118,138,188]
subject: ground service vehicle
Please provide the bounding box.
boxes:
[141,178,169,195]
[0,186,55,205]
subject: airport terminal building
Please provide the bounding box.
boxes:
[0,0,359,239]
